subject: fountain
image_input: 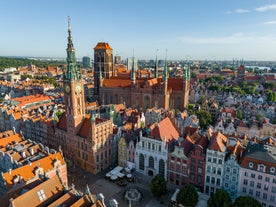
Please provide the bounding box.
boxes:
[124,187,143,205]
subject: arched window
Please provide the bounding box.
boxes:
[139,154,145,170]
[149,156,154,169]
[159,159,165,176]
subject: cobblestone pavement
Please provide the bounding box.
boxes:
[67,165,176,207]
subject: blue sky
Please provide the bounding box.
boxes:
[1,0,276,60]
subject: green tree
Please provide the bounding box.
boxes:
[207,189,231,207]
[196,110,212,130]
[232,196,261,207]
[177,184,198,207]
[236,109,243,120]
[191,72,197,79]
[151,174,167,197]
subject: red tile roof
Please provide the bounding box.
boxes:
[3,152,65,189]
[209,132,228,152]
[0,134,22,148]
[150,117,179,143]
[9,175,63,207]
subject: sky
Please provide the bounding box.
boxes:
[1,0,276,61]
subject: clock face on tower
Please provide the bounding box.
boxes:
[65,84,70,93]
[75,83,82,94]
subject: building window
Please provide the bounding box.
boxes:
[250,181,254,187]
[218,159,222,164]
[149,156,154,169]
[249,189,253,195]
[249,162,254,168]
[270,195,275,202]
[207,166,211,173]
[263,193,267,200]
[139,154,145,170]
[257,183,261,189]
[37,189,46,201]
[142,141,144,148]
[256,191,260,198]
[244,171,248,177]
[148,143,151,149]
[211,177,215,184]
[226,167,230,173]
[251,173,255,178]
[206,176,210,183]
[213,158,217,163]
[271,186,276,193]
[271,167,275,174]
[233,168,237,174]
[242,187,246,193]
[216,178,221,186]
[217,168,221,175]
[159,159,165,176]
[243,179,248,185]
[265,177,270,182]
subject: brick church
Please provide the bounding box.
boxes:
[93,43,190,111]
[55,18,114,174]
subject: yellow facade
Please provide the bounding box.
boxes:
[118,137,127,167]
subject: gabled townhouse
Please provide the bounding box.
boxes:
[187,135,209,192]
[238,143,276,207]
[135,117,179,179]
[222,140,245,200]
[168,136,193,186]
[204,132,228,195]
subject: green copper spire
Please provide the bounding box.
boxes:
[183,65,188,80]
[154,49,158,78]
[131,49,136,84]
[64,16,80,81]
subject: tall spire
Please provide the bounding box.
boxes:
[154,49,158,78]
[163,49,168,82]
[67,16,75,52]
[131,49,136,84]
[64,16,80,81]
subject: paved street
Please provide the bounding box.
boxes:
[67,165,175,207]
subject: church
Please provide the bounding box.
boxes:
[93,43,190,111]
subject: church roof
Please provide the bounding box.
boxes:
[94,42,112,50]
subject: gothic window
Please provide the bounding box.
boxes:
[149,156,154,169]
[159,159,165,176]
[139,154,145,170]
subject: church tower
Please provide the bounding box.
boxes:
[183,64,190,108]
[63,16,85,134]
[93,42,113,96]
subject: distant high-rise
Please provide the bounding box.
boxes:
[82,56,91,68]
[127,57,138,71]
[114,55,121,64]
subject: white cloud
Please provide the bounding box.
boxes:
[180,33,276,45]
[255,4,276,12]
[226,8,249,14]
[263,20,276,25]
[235,9,249,13]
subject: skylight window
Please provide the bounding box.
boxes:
[37,189,46,201]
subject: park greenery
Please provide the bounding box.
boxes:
[150,174,167,197]
[21,75,59,88]
[0,56,66,70]
[207,189,232,207]
[232,196,262,207]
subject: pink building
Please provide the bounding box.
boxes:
[239,143,276,207]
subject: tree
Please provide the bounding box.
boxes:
[177,184,198,207]
[236,109,243,120]
[151,174,167,197]
[207,189,231,207]
[196,110,212,130]
[232,196,261,207]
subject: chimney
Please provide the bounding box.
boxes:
[29,148,34,155]
[8,169,12,175]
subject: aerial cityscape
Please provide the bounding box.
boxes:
[0,1,276,207]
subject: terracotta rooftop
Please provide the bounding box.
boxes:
[0,134,22,148]
[9,175,64,207]
[150,117,179,143]
[47,189,78,207]
[209,132,228,152]
[3,152,65,189]
[11,94,53,107]
[94,42,112,50]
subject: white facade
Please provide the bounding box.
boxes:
[135,132,167,179]
[204,149,226,195]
